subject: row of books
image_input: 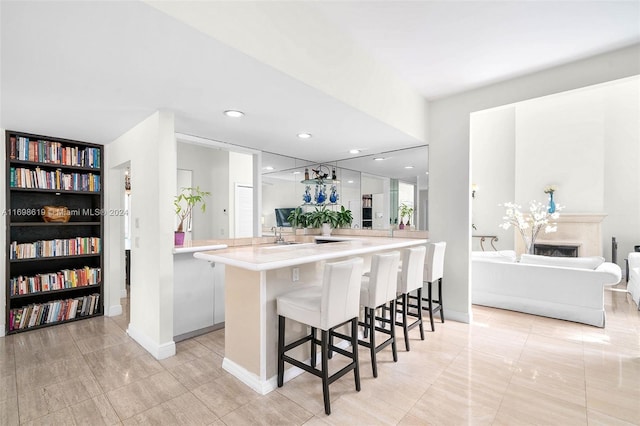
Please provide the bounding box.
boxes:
[9,167,100,192]
[9,237,101,260]
[9,294,101,331]
[10,266,101,296]
[9,135,100,169]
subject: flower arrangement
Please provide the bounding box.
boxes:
[543,185,557,194]
[499,200,562,254]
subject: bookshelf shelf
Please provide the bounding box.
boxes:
[10,283,102,300]
[5,130,104,334]
[10,222,100,227]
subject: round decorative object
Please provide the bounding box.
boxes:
[42,205,71,223]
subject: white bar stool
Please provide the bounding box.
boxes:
[350,251,401,378]
[395,245,427,351]
[277,257,364,415]
[422,242,447,331]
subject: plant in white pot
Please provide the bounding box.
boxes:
[174,186,211,245]
[308,206,339,236]
[398,203,414,229]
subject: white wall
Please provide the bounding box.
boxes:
[106,111,177,359]
[471,76,640,264]
[429,44,640,323]
[470,106,516,251]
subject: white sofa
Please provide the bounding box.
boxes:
[472,251,622,327]
[627,252,640,309]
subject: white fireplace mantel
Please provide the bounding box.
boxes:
[515,212,607,256]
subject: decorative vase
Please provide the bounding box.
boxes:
[321,223,332,236]
[303,186,312,204]
[523,236,535,255]
[174,231,185,246]
[548,192,556,214]
[399,220,405,230]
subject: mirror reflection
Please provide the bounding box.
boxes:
[261,145,429,232]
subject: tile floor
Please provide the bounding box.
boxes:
[1,283,639,425]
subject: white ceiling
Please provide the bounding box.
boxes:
[1,1,638,181]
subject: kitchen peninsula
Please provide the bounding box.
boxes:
[194,235,428,394]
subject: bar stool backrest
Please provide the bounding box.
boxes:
[424,242,446,282]
[399,246,427,294]
[367,251,401,308]
[320,257,364,330]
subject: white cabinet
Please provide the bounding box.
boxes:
[173,252,225,339]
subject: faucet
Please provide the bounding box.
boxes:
[271,226,285,243]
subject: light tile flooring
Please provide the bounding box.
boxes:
[1,283,639,425]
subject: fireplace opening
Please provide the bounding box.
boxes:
[534,243,579,257]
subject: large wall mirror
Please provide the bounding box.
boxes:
[261,145,429,232]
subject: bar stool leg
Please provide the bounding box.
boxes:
[311,327,317,366]
[390,300,398,362]
[417,288,425,340]
[368,307,378,378]
[277,315,285,387]
[321,330,331,415]
[400,294,410,351]
[438,278,445,323]
[351,317,361,392]
[428,281,435,332]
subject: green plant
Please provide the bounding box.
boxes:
[308,206,338,228]
[336,206,353,228]
[287,207,308,228]
[174,186,211,232]
[399,203,414,223]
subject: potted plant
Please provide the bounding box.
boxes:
[308,206,339,236]
[287,207,308,229]
[336,206,353,228]
[174,186,211,245]
[399,203,414,230]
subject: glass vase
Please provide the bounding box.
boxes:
[548,192,556,214]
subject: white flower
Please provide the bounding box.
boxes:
[499,200,562,251]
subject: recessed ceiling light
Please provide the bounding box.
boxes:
[224,110,244,118]
[264,166,274,171]
[373,157,385,161]
[292,171,301,175]
[404,165,414,169]
[425,171,429,175]
[297,133,312,139]
[347,180,354,184]
[349,149,360,154]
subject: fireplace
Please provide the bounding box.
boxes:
[515,213,606,256]
[534,243,579,257]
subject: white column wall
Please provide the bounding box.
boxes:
[470,106,516,251]
[429,44,639,323]
[106,111,176,359]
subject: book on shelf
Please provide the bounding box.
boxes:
[9,266,102,296]
[8,135,100,168]
[9,237,101,260]
[9,166,100,191]
[9,293,101,331]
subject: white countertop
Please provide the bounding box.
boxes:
[173,240,228,254]
[193,237,427,271]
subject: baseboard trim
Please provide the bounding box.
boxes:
[174,322,225,342]
[443,309,471,324]
[107,304,123,317]
[127,324,176,360]
[222,339,351,395]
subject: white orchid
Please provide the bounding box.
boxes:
[499,200,563,253]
